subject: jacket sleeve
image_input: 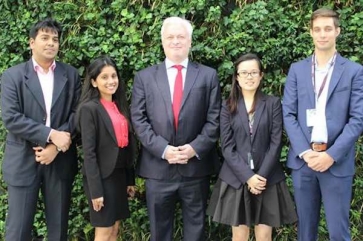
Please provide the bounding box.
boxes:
[79,104,103,199]
[257,97,283,179]
[189,69,222,159]
[220,102,255,184]
[1,68,51,147]
[282,63,312,156]
[130,72,170,158]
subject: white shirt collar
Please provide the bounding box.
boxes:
[165,58,189,69]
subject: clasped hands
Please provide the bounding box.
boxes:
[164,144,196,164]
[33,130,71,165]
[247,174,266,195]
[49,130,72,153]
[302,150,334,172]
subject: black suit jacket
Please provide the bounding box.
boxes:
[1,59,81,186]
[131,61,221,179]
[79,99,135,199]
[218,94,286,189]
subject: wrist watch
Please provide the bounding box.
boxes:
[56,146,62,152]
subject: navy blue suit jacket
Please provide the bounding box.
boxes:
[283,54,363,177]
[219,95,285,189]
[131,61,221,179]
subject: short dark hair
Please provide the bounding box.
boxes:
[29,18,62,40]
[310,8,340,29]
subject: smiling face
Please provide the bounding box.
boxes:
[162,22,191,63]
[30,28,59,64]
[92,65,119,101]
[310,17,340,53]
[236,59,263,93]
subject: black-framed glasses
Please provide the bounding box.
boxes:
[237,71,260,78]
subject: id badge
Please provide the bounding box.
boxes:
[306,109,316,127]
[248,152,254,170]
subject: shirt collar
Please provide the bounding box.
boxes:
[314,53,336,71]
[165,58,189,69]
[32,57,56,73]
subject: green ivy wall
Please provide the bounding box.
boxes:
[0,0,362,240]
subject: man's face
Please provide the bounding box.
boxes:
[30,28,59,63]
[162,23,191,63]
[310,17,340,52]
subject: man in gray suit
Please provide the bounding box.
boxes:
[131,17,221,241]
[1,18,81,240]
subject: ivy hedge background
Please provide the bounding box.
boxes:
[1,0,363,240]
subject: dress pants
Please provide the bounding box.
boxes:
[292,164,353,241]
[5,162,74,241]
[145,174,210,241]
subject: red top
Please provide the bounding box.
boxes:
[100,98,129,148]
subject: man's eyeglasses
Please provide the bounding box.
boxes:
[237,71,260,78]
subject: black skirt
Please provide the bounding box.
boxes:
[83,168,130,227]
[207,178,297,227]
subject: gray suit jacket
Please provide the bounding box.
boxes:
[1,59,81,186]
[131,61,221,179]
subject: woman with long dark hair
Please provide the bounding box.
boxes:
[76,56,136,241]
[207,53,297,241]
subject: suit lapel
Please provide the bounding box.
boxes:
[236,98,251,139]
[305,57,316,107]
[251,94,266,144]
[155,62,174,126]
[327,54,345,101]
[95,100,118,144]
[180,62,199,110]
[52,62,68,108]
[24,60,46,112]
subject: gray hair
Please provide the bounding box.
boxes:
[161,17,193,39]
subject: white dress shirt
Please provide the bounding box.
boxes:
[32,58,55,128]
[310,56,335,143]
[165,58,188,102]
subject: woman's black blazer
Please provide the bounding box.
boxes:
[79,99,136,199]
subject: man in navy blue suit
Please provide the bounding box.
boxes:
[283,8,363,241]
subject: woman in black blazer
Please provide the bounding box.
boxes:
[207,53,297,241]
[77,56,136,241]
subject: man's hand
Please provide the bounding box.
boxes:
[33,144,58,165]
[178,144,196,161]
[92,197,104,212]
[307,152,334,172]
[49,130,71,152]
[164,146,188,164]
[302,150,319,164]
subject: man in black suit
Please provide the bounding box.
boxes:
[131,16,221,241]
[1,18,81,240]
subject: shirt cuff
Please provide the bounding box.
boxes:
[161,145,170,159]
[47,129,54,143]
[299,149,311,159]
